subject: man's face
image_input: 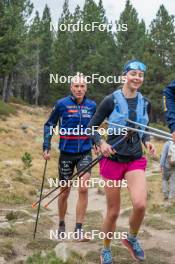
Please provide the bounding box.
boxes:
[70,77,87,101]
[126,70,144,91]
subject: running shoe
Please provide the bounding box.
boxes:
[122,235,145,261]
[100,248,113,264]
[58,224,66,240]
[73,228,90,242]
[163,192,169,200]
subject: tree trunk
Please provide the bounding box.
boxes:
[2,75,9,102]
[2,73,13,103]
[33,48,40,106]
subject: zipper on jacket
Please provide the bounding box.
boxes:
[78,104,82,153]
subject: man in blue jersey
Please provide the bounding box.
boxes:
[163,80,175,141]
[43,73,96,239]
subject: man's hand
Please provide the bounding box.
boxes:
[43,150,50,160]
[173,131,175,141]
[160,166,164,173]
[99,140,116,157]
[145,142,156,157]
[93,145,101,155]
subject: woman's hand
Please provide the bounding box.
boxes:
[93,145,101,155]
[145,142,156,157]
[173,131,175,141]
[160,166,164,173]
[99,140,116,157]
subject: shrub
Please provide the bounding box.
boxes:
[0,100,16,117]
[21,152,32,169]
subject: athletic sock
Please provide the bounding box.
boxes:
[103,238,111,249]
[128,229,138,239]
[59,220,65,227]
[75,222,82,230]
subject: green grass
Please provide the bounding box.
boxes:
[0,127,9,133]
[144,216,175,230]
[150,122,169,132]
[6,210,30,221]
[0,192,29,205]
[0,100,16,117]
[148,204,165,214]
[84,210,103,233]
[0,240,16,260]
[9,96,28,105]
[0,226,17,237]
[26,239,58,251]
[26,252,65,264]
[112,245,170,264]
[147,173,160,182]
[13,175,30,184]
[26,251,86,264]
[85,250,99,263]
[85,246,171,264]
[120,208,131,217]
[12,169,31,184]
[165,204,175,214]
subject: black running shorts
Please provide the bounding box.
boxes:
[58,151,92,181]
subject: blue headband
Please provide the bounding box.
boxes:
[123,60,147,74]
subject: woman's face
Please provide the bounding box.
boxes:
[125,70,144,91]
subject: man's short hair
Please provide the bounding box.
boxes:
[71,72,87,85]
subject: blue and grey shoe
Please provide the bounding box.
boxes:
[122,235,145,261]
[100,248,113,264]
[73,228,90,241]
[58,224,66,240]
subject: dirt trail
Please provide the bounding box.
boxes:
[1,104,175,263]
[44,173,175,264]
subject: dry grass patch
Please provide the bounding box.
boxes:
[144,215,175,230]
[0,240,16,260]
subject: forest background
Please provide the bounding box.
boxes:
[1,0,175,122]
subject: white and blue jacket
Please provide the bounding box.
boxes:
[43,95,96,153]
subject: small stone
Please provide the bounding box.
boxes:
[41,250,47,257]
[0,222,11,229]
[54,243,71,262]
[27,219,35,223]
[3,160,14,166]
[0,257,5,264]
[0,216,7,223]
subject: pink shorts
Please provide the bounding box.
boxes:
[99,157,147,181]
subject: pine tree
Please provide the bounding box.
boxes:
[24,11,41,104]
[150,5,175,66]
[51,0,73,100]
[77,0,116,100]
[0,0,33,102]
[143,5,175,121]
[115,0,147,71]
[39,5,53,105]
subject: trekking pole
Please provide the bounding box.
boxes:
[32,155,100,208]
[44,155,101,208]
[126,119,172,137]
[33,159,47,239]
[43,134,128,208]
[105,121,172,141]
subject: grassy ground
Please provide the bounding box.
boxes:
[0,100,16,118]
[0,103,175,263]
